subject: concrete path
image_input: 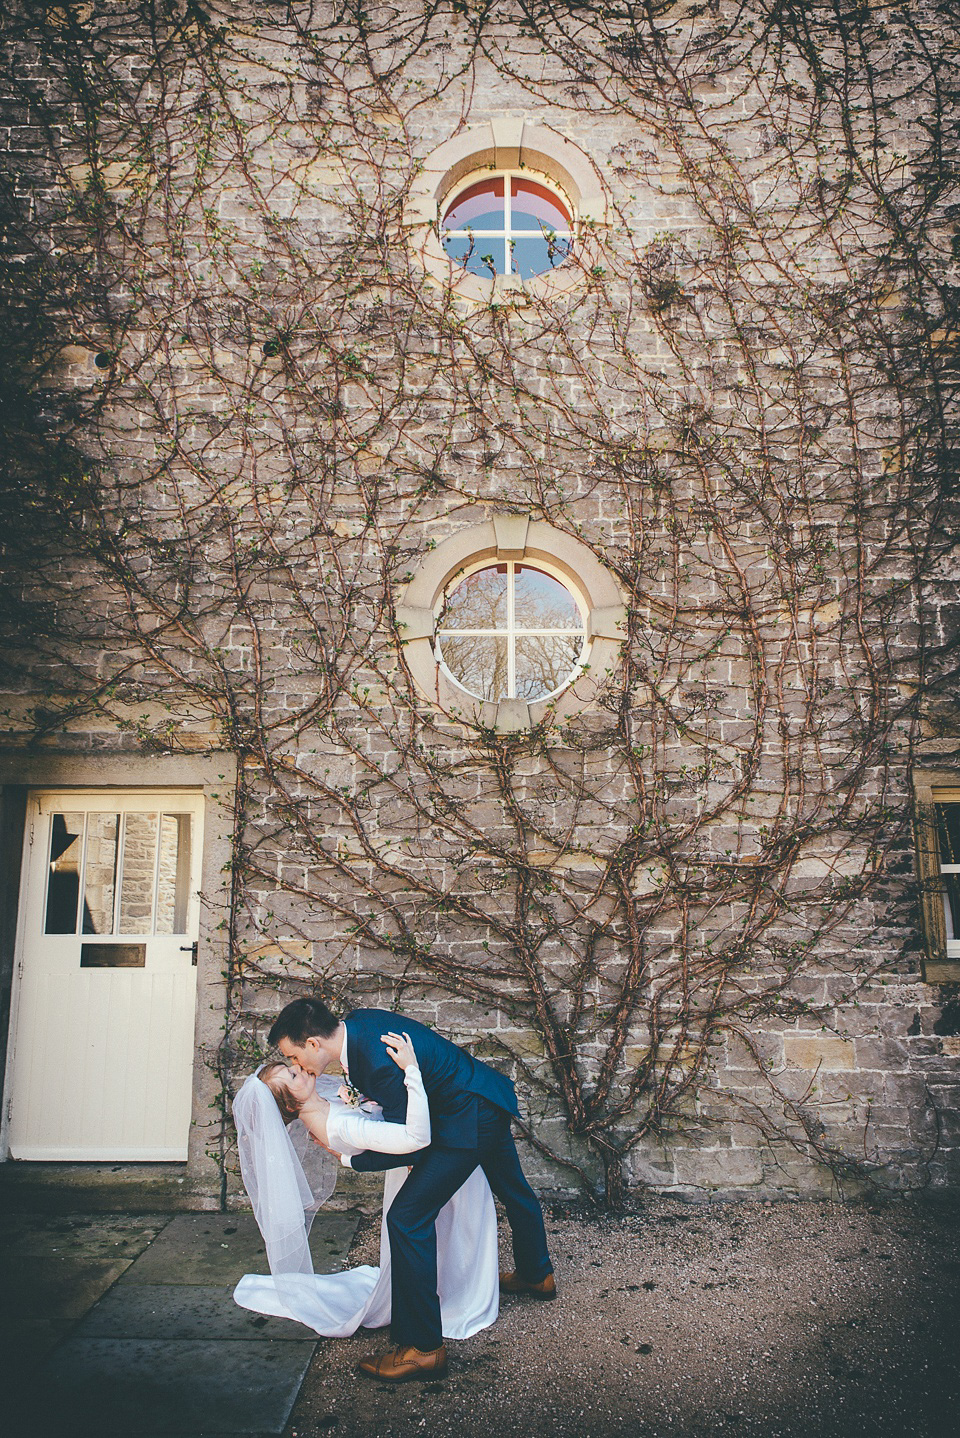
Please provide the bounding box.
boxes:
[1,1209,359,1437]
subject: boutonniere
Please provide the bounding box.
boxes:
[338,1080,364,1108]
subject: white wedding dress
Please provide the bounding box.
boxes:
[232,1067,499,1340]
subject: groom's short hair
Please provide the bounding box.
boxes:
[268,996,339,1047]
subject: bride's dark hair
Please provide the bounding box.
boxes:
[259,1062,302,1124]
[268,996,339,1046]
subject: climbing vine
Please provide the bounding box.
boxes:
[1,0,958,1204]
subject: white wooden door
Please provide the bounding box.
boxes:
[6,790,204,1160]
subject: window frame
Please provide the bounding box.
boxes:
[396,514,627,732]
[440,168,575,280]
[435,557,589,704]
[912,774,960,982]
[402,119,608,305]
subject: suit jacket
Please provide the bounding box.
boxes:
[344,1008,518,1173]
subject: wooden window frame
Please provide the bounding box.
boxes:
[913,773,960,983]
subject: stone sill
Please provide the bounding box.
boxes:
[922,960,960,984]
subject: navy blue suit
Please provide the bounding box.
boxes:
[344,1008,552,1349]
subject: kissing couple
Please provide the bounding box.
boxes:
[232,997,556,1382]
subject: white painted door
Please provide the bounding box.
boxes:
[6,791,204,1160]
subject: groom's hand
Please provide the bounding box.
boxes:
[309,1134,338,1156]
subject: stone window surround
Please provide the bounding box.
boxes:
[913,771,960,983]
[396,514,627,731]
[0,751,237,1204]
[402,119,608,303]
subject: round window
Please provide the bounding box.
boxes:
[435,561,587,703]
[440,172,574,279]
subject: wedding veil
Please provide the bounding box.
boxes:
[232,1068,340,1280]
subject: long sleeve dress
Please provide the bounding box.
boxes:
[233,1068,499,1340]
[325,1062,431,1161]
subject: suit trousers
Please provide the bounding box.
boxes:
[385,1098,552,1351]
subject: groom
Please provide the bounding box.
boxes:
[268,997,555,1382]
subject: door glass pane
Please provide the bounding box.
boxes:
[515,635,583,700]
[81,813,119,934]
[437,634,508,701]
[45,813,84,935]
[514,566,582,628]
[118,813,158,935]
[441,565,508,629]
[156,814,192,935]
[944,874,960,941]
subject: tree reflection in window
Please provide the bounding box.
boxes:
[436,562,586,702]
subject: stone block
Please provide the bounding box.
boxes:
[853,1036,912,1068]
[36,1337,316,1435]
[783,1034,856,1070]
[672,1146,763,1187]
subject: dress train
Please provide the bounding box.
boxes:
[234,1163,499,1340]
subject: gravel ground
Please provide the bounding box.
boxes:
[285,1195,960,1438]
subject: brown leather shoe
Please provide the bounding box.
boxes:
[499,1269,557,1300]
[356,1344,449,1383]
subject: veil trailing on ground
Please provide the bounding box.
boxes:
[232,1068,340,1280]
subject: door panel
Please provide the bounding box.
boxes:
[7,791,204,1161]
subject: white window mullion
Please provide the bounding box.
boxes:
[113,812,127,935]
[149,812,164,936]
[504,173,512,274]
[507,560,517,697]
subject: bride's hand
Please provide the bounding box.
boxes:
[382,1031,417,1070]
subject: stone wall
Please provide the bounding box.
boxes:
[1,0,958,1202]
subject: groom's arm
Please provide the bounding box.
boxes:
[348,1149,420,1173]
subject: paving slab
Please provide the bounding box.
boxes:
[0,1211,169,1260]
[36,1336,317,1436]
[0,1213,172,1383]
[81,1283,319,1340]
[119,1211,359,1285]
[0,1254,132,1384]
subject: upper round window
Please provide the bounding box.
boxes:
[436,561,586,703]
[403,123,608,302]
[440,172,574,280]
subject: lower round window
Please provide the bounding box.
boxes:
[436,561,587,702]
[396,515,626,731]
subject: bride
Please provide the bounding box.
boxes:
[232,1030,499,1341]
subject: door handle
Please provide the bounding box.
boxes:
[180,942,199,965]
